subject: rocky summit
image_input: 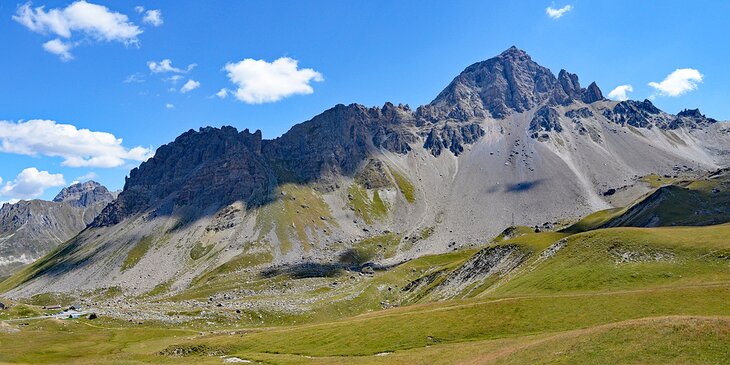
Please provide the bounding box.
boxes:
[5,47,729,298]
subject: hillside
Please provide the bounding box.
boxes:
[3,47,729,299]
[0,181,115,277]
[0,179,729,364]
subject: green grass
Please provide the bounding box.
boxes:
[191,249,273,287]
[640,173,676,188]
[121,236,154,271]
[565,172,730,231]
[255,184,335,253]
[347,183,389,224]
[562,207,626,233]
[492,316,730,365]
[389,168,415,203]
[171,285,730,358]
[494,225,730,296]
[345,232,402,263]
[2,175,730,364]
[189,241,213,260]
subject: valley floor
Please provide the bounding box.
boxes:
[2,223,730,364]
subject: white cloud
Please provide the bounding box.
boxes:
[0,168,65,201]
[147,59,195,74]
[142,9,163,27]
[134,6,145,14]
[607,84,633,101]
[42,38,74,61]
[224,57,323,104]
[165,103,175,109]
[215,88,229,99]
[648,68,703,97]
[546,5,573,19]
[13,1,143,59]
[180,79,200,93]
[0,119,154,168]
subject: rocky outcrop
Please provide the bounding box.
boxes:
[53,181,115,208]
[603,99,666,128]
[266,103,417,183]
[668,108,718,130]
[431,245,528,298]
[417,47,607,123]
[565,107,594,119]
[423,122,485,156]
[417,47,567,121]
[93,127,275,227]
[529,105,562,139]
[558,69,582,100]
[581,82,604,103]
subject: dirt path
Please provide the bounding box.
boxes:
[457,315,730,364]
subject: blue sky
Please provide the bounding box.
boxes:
[0,0,728,202]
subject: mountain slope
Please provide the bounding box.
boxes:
[0,181,114,277]
[3,47,729,298]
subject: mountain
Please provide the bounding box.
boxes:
[0,181,115,277]
[4,47,729,297]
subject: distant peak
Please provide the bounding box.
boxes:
[53,180,113,207]
[677,108,704,118]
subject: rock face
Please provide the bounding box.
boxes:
[604,99,664,128]
[0,181,115,276]
[5,46,729,298]
[581,82,604,103]
[53,181,115,208]
[93,127,275,227]
[423,122,485,156]
[669,109,718,130]
[529,106,562,138]
[417,47,605,122]
[93,103,419,227]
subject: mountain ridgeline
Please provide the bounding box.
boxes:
[5,46,729,297]
[0,181,115,277]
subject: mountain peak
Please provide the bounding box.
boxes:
[53,180,114,208]
[420,47,567,121]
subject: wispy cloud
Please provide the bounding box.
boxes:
[13,1,143,60]
[142,9,163,27]
[147,59,196,74]
[546,5,573,19]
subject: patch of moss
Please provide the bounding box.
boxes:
[147,280,174,297]
[121,236,154,271]
[193,249,273,286]
[389,168,415,203]
[348,183,389,224]
[24,292,75,307]
[255,184,335,254]
[345,233,402,263]
[190,242,213,260]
